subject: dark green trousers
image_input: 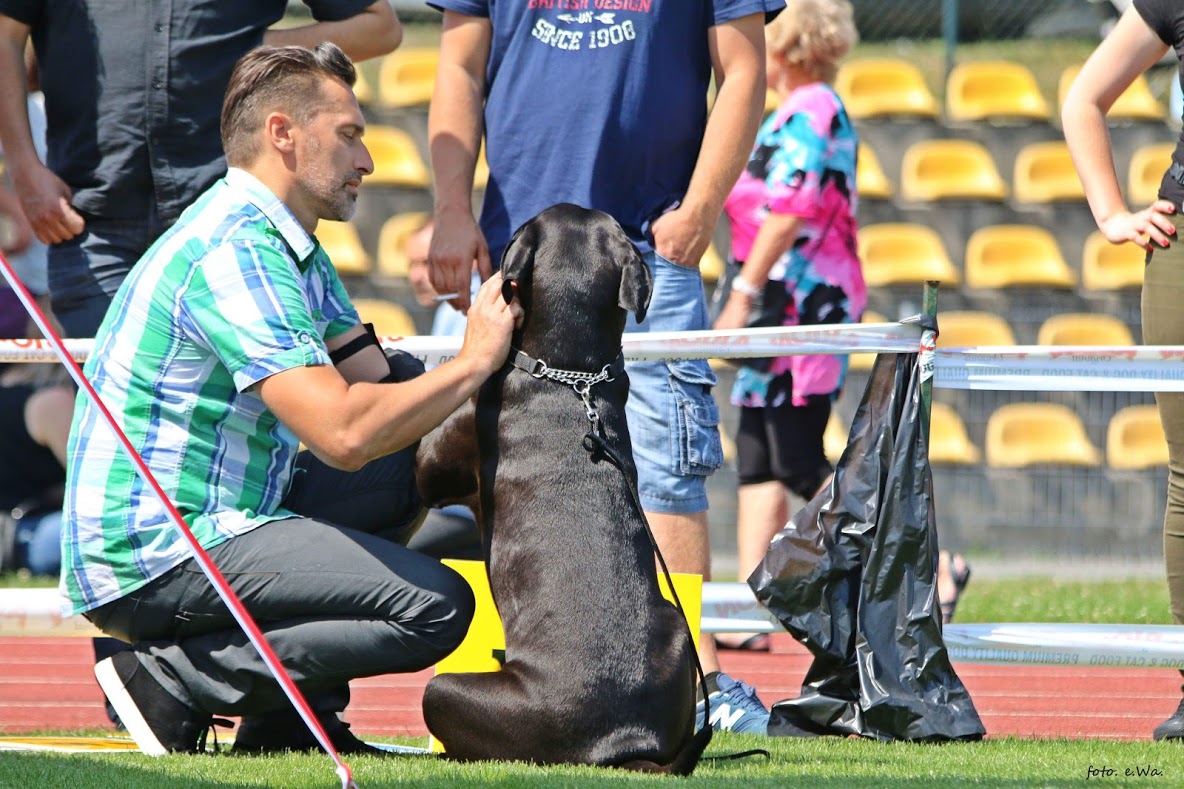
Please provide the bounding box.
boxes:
[1142,213,1184,626]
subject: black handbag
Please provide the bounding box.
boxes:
[709,266,788,373]
[708,207,840,373]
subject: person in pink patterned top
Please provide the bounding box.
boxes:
[713,0,865,650]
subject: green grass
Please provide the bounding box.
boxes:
[2,574,1179,785]
[953,578,1173,625]
[1,735,1182,787]
[0,570,56,588]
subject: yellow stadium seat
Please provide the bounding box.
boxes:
[314,220,370,276]
[857,143,893,200]
[352,66,375,105]
[700,243,725,284]
[900,139,1008,202]
[834,58,940,119]
[1013,141,1086,204]
[1081,230,1146,291]
[936,310,1016,347]
[377,47,439,107]
[964,225,1076,289]
[353,298,418,337]
[765,88,780,115]
[1107,405,1168,470]
[376,211,431,279]
[857,223,961,286]
[929,402,981,465]
[1128,143,1174,206]
[985,403,1102,468]
[1036,313,1134,346]
[1058,65,1166,123]
[474,144,490,192]
[849,310,887,371]
[946,60,1051,122]
[824,411,848,462]
[364,126,431,188]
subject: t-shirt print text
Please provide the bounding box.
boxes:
[529,1,654,51]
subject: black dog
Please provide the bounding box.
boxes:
[416,203,709,773]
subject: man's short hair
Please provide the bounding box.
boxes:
[221,42,357,167]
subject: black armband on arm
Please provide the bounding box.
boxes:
[329,323,381,366]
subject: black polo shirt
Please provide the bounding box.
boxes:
[0,0,374,223]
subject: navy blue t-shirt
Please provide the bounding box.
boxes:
[430,0,783,263]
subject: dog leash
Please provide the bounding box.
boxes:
[582,431,772,764]
[505,349,714,727]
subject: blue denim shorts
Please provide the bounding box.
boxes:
[625,251,723,514]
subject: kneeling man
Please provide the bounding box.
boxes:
[64,42,520,756]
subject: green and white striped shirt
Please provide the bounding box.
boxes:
[61,168,359,615]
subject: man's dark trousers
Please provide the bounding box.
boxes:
[84,446,474,717]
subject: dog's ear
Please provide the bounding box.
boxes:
[499,217,536,305]
[618,240,652,323]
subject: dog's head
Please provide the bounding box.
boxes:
[498,204,652,363]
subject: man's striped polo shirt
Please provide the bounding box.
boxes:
[61,168,359,616]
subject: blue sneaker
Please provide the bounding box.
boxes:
[694,671,769,735]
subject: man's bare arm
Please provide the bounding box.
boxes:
[0,14,84,244]
[257,274,519,470]
[427,11,493,311]
[264,0,402,62]
[650,13,766,267]
[325,323,392,384]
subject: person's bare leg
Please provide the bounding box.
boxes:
[647,509,719,673]
[736,481,790,581]
[715,481,787,649]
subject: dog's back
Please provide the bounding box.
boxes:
[419,204,704,771]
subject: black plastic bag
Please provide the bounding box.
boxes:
[749,350,985,742]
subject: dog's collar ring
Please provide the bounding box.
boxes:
[577,383,600,431]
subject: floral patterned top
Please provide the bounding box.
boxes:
[723,81,867,408]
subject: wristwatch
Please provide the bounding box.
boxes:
[731,274,763,298]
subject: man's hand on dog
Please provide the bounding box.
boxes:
[458,272,522,377]
[429,209,493,313]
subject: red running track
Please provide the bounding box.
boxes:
[1,635,1179,741]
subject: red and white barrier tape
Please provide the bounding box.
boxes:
[0,322,924,365]
[9,330,1184,391]
[700,583,1184,668]
[934,346,1184,392]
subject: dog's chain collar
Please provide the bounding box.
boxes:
[507,348,625,432]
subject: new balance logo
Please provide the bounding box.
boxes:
[709,702,746,730]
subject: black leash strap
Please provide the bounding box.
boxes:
[584,432,772,763]
[581,431,714,742]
